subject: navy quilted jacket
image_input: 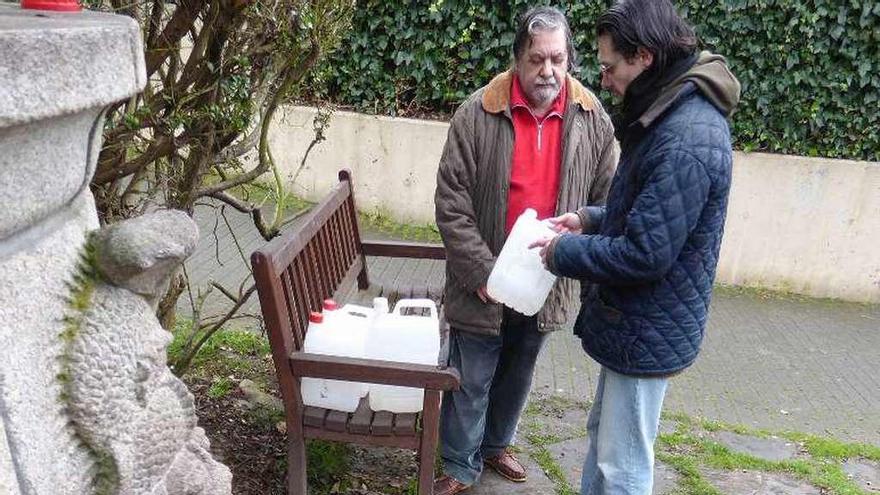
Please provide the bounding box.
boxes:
[549,56,740,376]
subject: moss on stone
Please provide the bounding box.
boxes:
[58,234,120,495]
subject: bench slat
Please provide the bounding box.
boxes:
[293,252,317,316]
[393,413,418,436]
[348,398,373,435]
[321,223,342,289]
[372,411,394,436]
[374,257,405,304]
[316,223,335,289]
[332,257,365,309]
[334,210,354,269]
[304,242,327,307]
[280,269,304,350]
[332,211,351,284]
[383,257,421,308]
[303,406,328,428]
[361,241,445,259]
[407,259,433,300]
[289,258,313,349]
[426,260,446,302]
[325,409,349,433]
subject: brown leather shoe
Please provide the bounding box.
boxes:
[433,475,470,495]
[484,450,527,482]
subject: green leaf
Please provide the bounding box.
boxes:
[318,0,880,161]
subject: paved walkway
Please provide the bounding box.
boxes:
[182,201,880,447]
[535,289,880,446]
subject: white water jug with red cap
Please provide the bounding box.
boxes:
[300,300,367,412]
[366,299,440,413]
[486,208,558,316]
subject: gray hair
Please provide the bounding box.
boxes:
[512,6,579,72]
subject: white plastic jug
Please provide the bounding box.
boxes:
[337,297,389,398]
[300,303,367,412]
[340,297,389,328]
[487,208,558,316]
[366,299,440,413]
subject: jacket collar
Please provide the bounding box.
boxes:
[510,72,568,117]
[481,70,596,114]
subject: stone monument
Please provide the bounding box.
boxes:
[0,4,232,493]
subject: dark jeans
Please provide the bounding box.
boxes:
[439,309,548,484]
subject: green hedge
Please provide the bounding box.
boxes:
[321,0,879,161]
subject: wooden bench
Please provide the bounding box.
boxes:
[251,170,459,495]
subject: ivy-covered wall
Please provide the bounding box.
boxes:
[321,0,880,161]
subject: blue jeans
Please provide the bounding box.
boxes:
[581,367,669,495]
[439,310,548,485]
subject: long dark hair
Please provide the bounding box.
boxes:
[597,0,697,74]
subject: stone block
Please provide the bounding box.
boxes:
[0,4,146,128]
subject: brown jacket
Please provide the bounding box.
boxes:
[435,70,617,336]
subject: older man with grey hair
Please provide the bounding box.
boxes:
[433,6,617,494]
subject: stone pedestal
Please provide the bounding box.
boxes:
[0,5,231,493]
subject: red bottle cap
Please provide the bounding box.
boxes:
[21,0,82,12]
[322,299,338,311]
[308,311,323,324]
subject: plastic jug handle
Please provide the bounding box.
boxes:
[392,299,438,319]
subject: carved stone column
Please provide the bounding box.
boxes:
[0,5,231,493]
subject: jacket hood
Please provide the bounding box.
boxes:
[639,51,741,128]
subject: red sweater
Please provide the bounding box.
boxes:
[506,75,567,233]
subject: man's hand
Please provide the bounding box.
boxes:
[528,235,557,269]
[546,212,582,234]
[476,286,498,304]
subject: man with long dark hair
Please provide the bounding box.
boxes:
[433,6,617,495]
[533,1,741,493]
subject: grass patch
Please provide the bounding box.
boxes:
[521,395,584,495]
[808,463,868,495]
[782,431,880,461]
[531,446,578,495]
[207,376,235,398]
[711,283,878,309]
[358,207,442,243]
[167,319,270,377]
[657,452,722,495]
[525,394,590,418]
[306,439,351,493]
[654,412,873,495]
[526,431,563,447]
[248,402,286,430]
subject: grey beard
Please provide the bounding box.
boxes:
[533,84,560,105]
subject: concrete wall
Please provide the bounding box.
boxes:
[269,106,448,225]
[269,106,880,303]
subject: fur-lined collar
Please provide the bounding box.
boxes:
[481,70,597,114]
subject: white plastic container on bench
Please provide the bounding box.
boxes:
[366,299,440,413]
[301,298,386,412]
[486,208,558,316]
[301,309,363,412]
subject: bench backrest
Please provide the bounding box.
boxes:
[252,170,367,363]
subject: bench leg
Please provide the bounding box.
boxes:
[288,433,308,495]
[418,390,442,495]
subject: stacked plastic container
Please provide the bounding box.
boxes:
[365,299,440,413]
[300,299,381,412]
[300,297,440,414]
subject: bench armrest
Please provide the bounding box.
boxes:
[289,352,460,391]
